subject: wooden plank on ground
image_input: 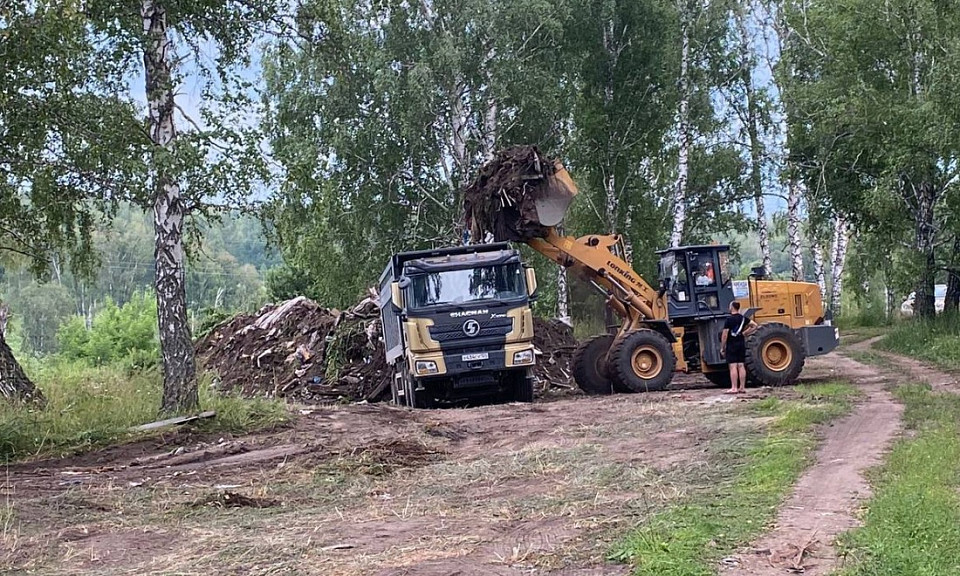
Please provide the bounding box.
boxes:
[131,411,217,432]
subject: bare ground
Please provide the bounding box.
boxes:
[722,335,960,575]
[2,376,770,576]
[3,338,935,576]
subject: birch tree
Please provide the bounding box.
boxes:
[783,0,960,318]
[263,0,574,306]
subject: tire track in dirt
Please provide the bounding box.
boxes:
[725,337,947,575]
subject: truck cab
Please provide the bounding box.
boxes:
[378,243,538,407]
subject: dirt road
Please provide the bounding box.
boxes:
[1,342,940,576]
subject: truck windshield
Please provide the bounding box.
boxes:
[408,264,526,308]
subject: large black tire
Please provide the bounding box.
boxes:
[745,323,805,387]
[571,334,615,395]
[513,370,535,403]
[608,329,676,393]
[703,371,731,387]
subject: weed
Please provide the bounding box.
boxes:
[875,316,960,371]
[0,360,287,463]
[609,381,855,576]
[837,384,960,575]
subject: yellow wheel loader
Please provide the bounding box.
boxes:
[464,146,839,394]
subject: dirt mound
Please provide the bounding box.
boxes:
[463,145,574,242]
[197,295,390,403]
[533,318,580,395]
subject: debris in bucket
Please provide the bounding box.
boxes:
[197,293,581,403]
[463,145,577,242]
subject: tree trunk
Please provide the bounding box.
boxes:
[913,182,938,318]
[143,0,198,414]
[670,5,691,248]
[945,237,960,314]
[480,45,498,161]
[829,216,851,317]
[556,266,571,327]
[737,9,771,274]
[0,310,44,404]
[813,242,827,301]
[787,179,804,281]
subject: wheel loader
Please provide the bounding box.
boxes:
[463,146,839,394]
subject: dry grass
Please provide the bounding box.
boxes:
[3,393,800,575]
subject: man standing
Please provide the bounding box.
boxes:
[720,301,758,393]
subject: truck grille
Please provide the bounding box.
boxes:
[429,317,513,342]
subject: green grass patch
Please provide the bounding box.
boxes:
[609,382,857,576]
[837,384,960,576]
[0,360,288,463]
[840,326,891,346]
[875,315,960,371]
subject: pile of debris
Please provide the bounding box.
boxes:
[532,318,580,395]
[197,294,582,404]
[463,145,577,242]
[196,294,390,403]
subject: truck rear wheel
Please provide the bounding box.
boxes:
[571,334,614,395]
[608,329,676,393]
[745,323,805,386]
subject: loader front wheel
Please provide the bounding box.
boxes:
[571,334,614,395]
[745,323,804,387]
[608,329,676,393]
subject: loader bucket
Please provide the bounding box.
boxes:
[534,161,579,227]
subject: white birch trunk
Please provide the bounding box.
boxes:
[737,8,771,274]
[143,0,198,413]
[556,267,571,327]
[829,216,851,317]
[787,180,804,281]
[670,8,691,248]
[813,242,827,301]
[480,46,497,161]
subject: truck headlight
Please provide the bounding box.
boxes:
[415,360,439,375]
[512,350,534,365]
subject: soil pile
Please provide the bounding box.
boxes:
[196,294,390,403]
[463,145,576,242]
[197,295,581,403]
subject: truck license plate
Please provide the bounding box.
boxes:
[462,353,489,362]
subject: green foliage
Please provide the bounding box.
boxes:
[837,384,960,576]
[57,292,160,369]
[0,361,288,463]
[8,281,75,354]
[609,382,857,575]
[875,316,960,371]
[784,0,960,317]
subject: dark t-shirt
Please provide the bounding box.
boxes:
[724,313,748,346]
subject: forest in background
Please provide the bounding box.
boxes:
[3,0,960,411]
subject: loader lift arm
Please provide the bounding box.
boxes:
[528,228,673,337]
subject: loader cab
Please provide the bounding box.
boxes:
[657,245,736,320]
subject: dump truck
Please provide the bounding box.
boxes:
[464,146,839,394]
[378,243,539,407]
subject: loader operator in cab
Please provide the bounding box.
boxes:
[720,301,758,394]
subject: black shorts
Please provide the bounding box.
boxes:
[726,340,746,364]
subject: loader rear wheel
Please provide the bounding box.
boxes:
[745,323,804,387]
[571,334,614,395]
[608,329,676,393]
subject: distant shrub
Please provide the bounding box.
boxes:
[57,292,160,369]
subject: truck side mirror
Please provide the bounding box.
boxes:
[390,281,404,312]
[525,267,539,300]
